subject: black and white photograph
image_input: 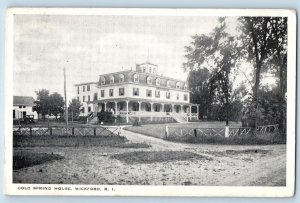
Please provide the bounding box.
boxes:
[4,8,296,196]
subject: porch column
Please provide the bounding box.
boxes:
[126,100,129,123]
[138,101,142,122]
[114,101,118,114]
[150,102,154,121]
[104,102,107,111]
[189,105,192,120]
[180,105,183,113]
[171,104,175,113]
[196,105,199,120]
[161,104,164,112]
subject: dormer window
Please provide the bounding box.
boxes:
[133,74,139,82]
[155,78,160,86]
[176,82,180,89]
[167,80,171,87]
[147,76,152,84]
[119,74,124,82]
[101,77,105,85]
[184,83,188,90]
[110,76,115,84]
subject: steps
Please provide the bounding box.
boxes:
[172,113,188,123]
[87,112,98,124]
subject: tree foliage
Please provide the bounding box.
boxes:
[49,92,64,119]
[33,89,65,120]
[184,18,239,124]
[183,17,287,130]
[68,98,83,117]
[32,89,50,119]
[239,17,287,128]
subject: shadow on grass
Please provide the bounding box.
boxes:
[13,151,64,170]
[110,151,212,164]
[13,135,128,147]
[167,133,286,145]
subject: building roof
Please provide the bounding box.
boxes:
[13,96,35,106]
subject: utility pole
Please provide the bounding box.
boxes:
[64,66,69,135]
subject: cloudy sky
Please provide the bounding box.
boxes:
[13,14,241,100]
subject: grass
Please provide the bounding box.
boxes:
[13,135,128,147]
[13,151,64,170]
[113,142,151,148]
[110,151,212,164]
[168,133,286,145]
[124,121,241,139]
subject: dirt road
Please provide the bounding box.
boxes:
[13,129,286,186]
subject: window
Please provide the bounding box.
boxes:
[19,106,22,108]
[77,87,80,94]
[101,77,105,85]
[133,88,139,96]
[119,74,124,82]
[110,75,115,84]
[101,90,105,97]
[155,90,160,98]
[133,74,139,82]
[13,110,15,119]
[77,96,79,101]
[109,89,114,97]
[143,67,146,72]
[87,85,90,91]
[146,89,152,97]
[176,82,180,89]
[156,78,160,85]
[147,77,152,84]
[94,93,98,101]
[177,93,179,100]
[166,92,170,99]
[88,106,91,112]
[184,83,188,90]
[119,87,125,96]
[83,96,85,102]
[83,86,85,92]
[88,95,90,102]
[82,107,85,114]
[184,94,188,101]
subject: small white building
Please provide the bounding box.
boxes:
[13,96,38,120]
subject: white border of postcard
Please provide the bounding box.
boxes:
[4,8,296,197]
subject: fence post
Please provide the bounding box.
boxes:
[165,125,169,138]
[94,127,96,136]
[225,126,229,138]
[29,127,32,136]
[72,127,74,136]
[50,127,52,136]
[194,129,197,137]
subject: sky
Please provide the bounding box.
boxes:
[13,14,272,101]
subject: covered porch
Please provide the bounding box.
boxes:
[91,98,199,123]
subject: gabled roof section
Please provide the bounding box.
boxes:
[13,96,35,106]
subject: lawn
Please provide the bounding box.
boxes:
[124,121,241,139]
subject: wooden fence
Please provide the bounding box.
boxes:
[13,126,122,136]
[166,124,278,138]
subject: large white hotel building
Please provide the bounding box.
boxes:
[75,62,199,123]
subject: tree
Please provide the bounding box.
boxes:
[183,18,238,124]
[239,17,287,128]
[33,89,50,120]
[68,98,83,119]
[49,92,64,119]
[187,68,212,119]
